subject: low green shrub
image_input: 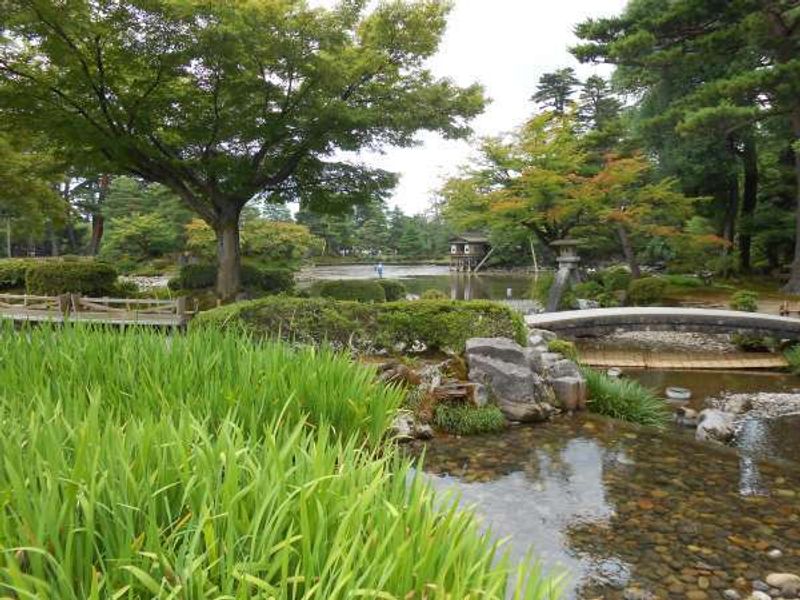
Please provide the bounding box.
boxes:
[626,276,668,306]
[169,263,294,294]
[314,279,387,302]
[547,339,579,361]
[599,265,632,292]
[785,345,800,375]
[195,297,527,352]
[582,367,669,427]
[421,288,447,300]
[0,259,32,290]
[433,403,507,435]
[730,290,759,312]
[25,260,118,295]
[377,279,407,301]
[732,333,777,352]
[661,274,704,288]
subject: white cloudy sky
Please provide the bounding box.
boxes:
[319,0,629,214]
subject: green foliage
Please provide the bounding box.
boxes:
[314,279,387,303]
[732,334,774,352]
[582,368,669,427]
[195,297,528,353]
[729,290,759,312]
[421,288,448,300]
[169,263,294,295]
[661,274,704,288]
[100,213,183,265]
[186,217,322,266]
[168,264,217,291]
[25,260,118,295]
[531,272,575,310]
[433,404,507,436]
[573,266,631,307]
[377,279,407,301]
[626,276,668,306]
[785,345,800,375]
[547,339,579,361]
[0,259,33,290]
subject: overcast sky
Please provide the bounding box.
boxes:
[324,0,629,215]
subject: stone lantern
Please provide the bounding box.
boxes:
[546,239,583,312]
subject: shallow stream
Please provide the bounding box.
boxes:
[417,415,800,599]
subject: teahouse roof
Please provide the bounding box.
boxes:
[449,232,489,244]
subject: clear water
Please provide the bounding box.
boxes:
[417,416,800,599]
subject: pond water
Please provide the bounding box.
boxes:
[300,264,535,300]
[418,415,800,599]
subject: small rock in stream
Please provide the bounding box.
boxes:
[746,592,771,600]
[765,573,800,598]
[723,590,741,600]
[767,549,783,560]
[622,587,656,600]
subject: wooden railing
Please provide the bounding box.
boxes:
[0,293,192,327]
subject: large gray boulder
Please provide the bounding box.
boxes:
[465,337,529,366]
[466,342,555,422]
[695,409,736,444]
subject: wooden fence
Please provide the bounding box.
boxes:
[0,293,192,327]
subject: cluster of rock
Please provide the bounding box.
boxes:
[676,392,800,445]
[387,328,587,439]
[624,571,800,600]
[464,330,587,422]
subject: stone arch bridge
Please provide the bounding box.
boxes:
[525,307,800,339]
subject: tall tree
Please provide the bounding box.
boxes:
[573,0,800,288]
[531,68,580,114]
[0,0,484,298]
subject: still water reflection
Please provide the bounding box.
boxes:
[301,264,534,300]
[417,416,800,599]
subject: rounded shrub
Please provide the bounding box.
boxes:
[168,263,217,291]
[626,276,668,306]
[377,279,407,301]
[730,290,758,312]
[25,261,118,296]
[0,259,33,290]
[421,288,447,300]
[315,279,386,303]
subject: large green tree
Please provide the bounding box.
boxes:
[0,0,484,298]
[573,0,800,288]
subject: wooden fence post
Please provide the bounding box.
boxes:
[58,293,72,317]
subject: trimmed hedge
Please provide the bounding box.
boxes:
[168,263,294,294]
[433,404,507,435]
[25,261,118,295]
[626,276,668,306]
[313,279,387,303]
[194,297,527,352]
[0,259,33,290]
[377,279,407,301]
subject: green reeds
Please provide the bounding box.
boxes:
[582,367,670,428]
[0,325,560,599]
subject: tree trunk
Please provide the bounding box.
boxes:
[616,224,640,278]
[782,110,800,293]
[89,175,110,255]
[89,213,104,255]
[739,135,759,272]
[216,215,242,301]
[722,174,739,247]
[5,217,11,258]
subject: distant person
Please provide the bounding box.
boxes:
[376,262,384,278]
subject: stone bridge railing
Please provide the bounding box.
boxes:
[525,307,800,339]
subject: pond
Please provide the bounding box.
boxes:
[417,414,800,600]
[300,264,535,300]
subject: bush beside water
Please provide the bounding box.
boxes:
[377,279,407,301]
[729,290,759,312]
[313,278,387,302]
[168,262,294,294]
[626,276,668,306]
[0,326,555,597]
[433,404,507,435]
[582,367,669,427]
[195,297,528,352]
[0,258,32,290]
